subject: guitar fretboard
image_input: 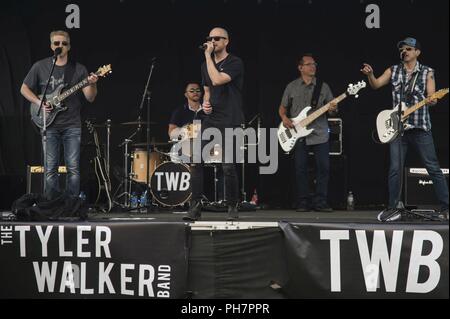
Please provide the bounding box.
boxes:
[57,78,90,102]
[300,93,347,127]
[402,89,449,120]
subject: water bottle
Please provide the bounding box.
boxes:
[130,192,138,209]
[140,190,148,208]
[347,191,355,211]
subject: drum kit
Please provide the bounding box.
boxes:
[109,120,195,209]
[88,115,260,212]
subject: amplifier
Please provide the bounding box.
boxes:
[26,166,67,194]
[405,167,449,207]
[308,118,342,156]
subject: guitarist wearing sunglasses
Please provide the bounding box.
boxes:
[361,37,449,215]
[20,30,99,200]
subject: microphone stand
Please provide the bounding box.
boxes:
[37,53,59,198]
[138,58,156,212]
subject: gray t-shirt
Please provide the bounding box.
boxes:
[23,57,89,129]
[281,77,334,145]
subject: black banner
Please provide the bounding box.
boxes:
[0,222,188,299]
[280,222,449,298]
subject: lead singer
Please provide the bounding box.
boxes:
[183,27,245,221]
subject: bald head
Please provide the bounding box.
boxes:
[209,27,229,39]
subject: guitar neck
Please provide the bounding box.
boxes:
[402,96,434,120]
[58,77,91,103]
[300,93,347,127]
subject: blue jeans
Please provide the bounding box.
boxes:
[294,140,330,207]
[389,129,449,210]
[42,128,81,199]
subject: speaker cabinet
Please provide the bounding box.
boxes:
[26,166,67,194]
[405,168,449,208]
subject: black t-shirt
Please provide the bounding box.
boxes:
[23,57,89,129]
[201,54,244,127]
[169,104,205,128]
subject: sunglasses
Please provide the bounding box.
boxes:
[399,47,414,52]
[187,89,201,93]
[206,36,227,42]
[302,62,318,67]
[53,41,69,46]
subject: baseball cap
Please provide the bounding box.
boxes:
[397,37,421,50]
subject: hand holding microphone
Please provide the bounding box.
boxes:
[199,41,214,55]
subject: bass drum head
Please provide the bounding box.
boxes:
[150,162,192,207]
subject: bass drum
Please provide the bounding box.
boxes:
[150,162,192,207]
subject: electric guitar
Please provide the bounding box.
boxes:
[30,64,112,128]
[278,81,367,153]
[86,121,112,213]
[376,88,449,144]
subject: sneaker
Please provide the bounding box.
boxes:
[227,204,239,221]
[183,200,202,222]
[377,208,401,222]
[314,204,333,212]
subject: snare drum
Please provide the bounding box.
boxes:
[150,162,191,207]
[131,149,164,183]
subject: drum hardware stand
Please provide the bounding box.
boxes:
[239,115,260,211]
[114,137,135,208]
[135,57,156,213]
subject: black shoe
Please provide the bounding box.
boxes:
[314,204,333,212]
[227,204,239,221]
[439,207,449,221]
[296,206,310,212]
[183,200,202,221]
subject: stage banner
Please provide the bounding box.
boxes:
[280,222,449,299]
[0,222,188,299]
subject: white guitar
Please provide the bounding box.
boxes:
[278,81,367,153]
[376,88,449,144]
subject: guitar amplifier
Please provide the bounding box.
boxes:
[26,166,67,194]
[308,118,343,156]
[329,118,343,155]
[405,168,449,207]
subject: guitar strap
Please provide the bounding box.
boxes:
[310,78,323,109]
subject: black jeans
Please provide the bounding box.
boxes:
[190,125,239,205]
[294,140,330,207]
[389,129,449,209]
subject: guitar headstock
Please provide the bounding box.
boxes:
[432,88,449,100]
[347,81,367,99]
[95,64,112,77]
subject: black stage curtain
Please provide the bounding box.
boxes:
[1,0,448,209]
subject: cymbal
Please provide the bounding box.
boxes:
[121,121,157,126]
[133,142,171,147]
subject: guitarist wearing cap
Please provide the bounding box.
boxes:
[361,37,449,215]
[20,30,99,200]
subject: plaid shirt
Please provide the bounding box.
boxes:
[391,62,434,131]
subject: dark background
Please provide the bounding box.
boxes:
[0,0,448,209]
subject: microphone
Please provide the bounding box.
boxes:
[53,47,63,57]
[400,50,406,61]
[198,44,207,51]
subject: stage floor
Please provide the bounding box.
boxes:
[81,209,390,224]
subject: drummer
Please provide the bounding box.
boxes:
[168,82,205,140]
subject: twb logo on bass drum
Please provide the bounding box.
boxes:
[153,172,191,191]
